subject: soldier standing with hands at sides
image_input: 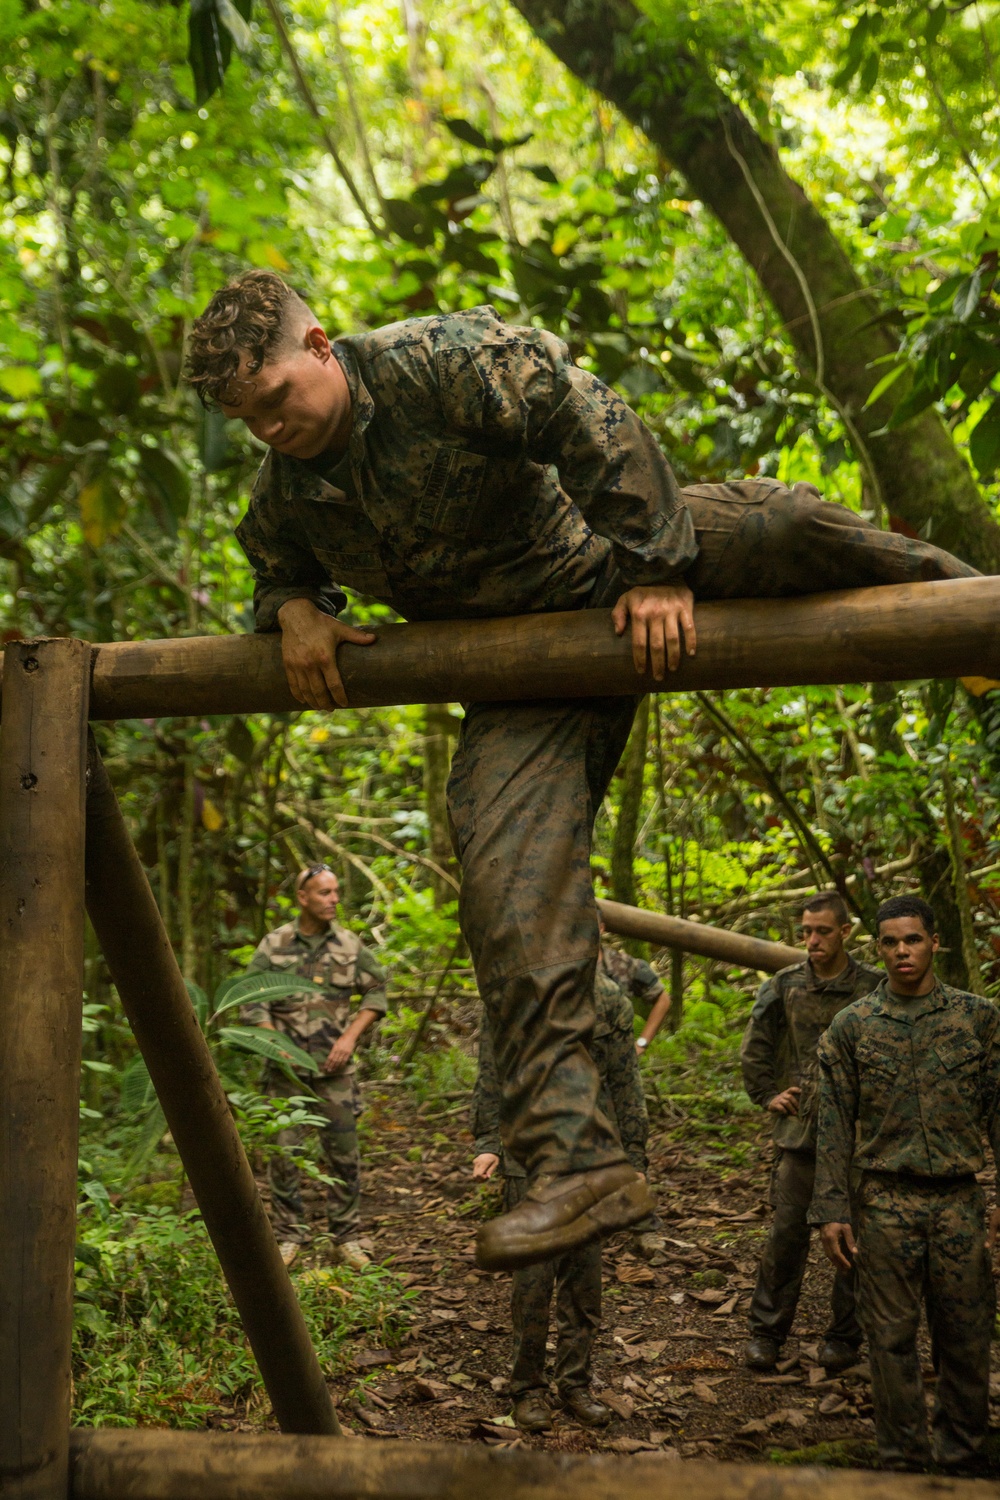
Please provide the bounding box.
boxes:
[741,893,880,1374]
[597,917,669,1055]
[811,895,1000,1471]
[471,968,649,1433]
[243,863,387,1271]
[188,270,976,1272]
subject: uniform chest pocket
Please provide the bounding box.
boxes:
[416,445,508,538]
[266,951,304,973]
[934,1037,982,1074]
[856,1042,902,1079]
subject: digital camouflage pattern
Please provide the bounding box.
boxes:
[504,1173,602,1398]
[245,919,387,1239]
[235,304,976,1187]
[473,968,647,1396]
[810,979,1000,1224]
[599,943,664,1015]
[748,1147,861,1349]
[741,956,882,1153]
[811,979,1000,1467]
[855,1174,994,1468]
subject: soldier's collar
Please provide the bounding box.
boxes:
[331,340,375,442]
[294,917,333,941]
[873,977,947,1021]
[806,954,857,990]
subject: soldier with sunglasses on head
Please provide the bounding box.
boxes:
[243,862,387,1269]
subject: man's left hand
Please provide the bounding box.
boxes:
[612,584,697,678]
[323,1036,355,1074]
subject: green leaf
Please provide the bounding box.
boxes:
[969,394,1000,479]
[524,163,559,185]
[218,1025,321,1075]
[189,0,252,106]
[863,362,907,409]
[0,366,43,399]
[119,1054,157,1115]
[210,970,317,1020]
[952,267,984,323]
[885,379,936,430]
[443,117,493,151]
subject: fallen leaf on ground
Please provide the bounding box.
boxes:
[775,1356,800,1374]
[691,1380,719,1404]
[737,1418,768,1436]
[468,1320,489,1333]
[687,1288,728,1305]
[818,1395,850,1415]
[616,1260,657,1286]
[412,1378,451,1402]
[608,1438,657,1454]
[755,1373,803,1385]
[602,1392,635,1420]
[766,1407,809,1430]
[353,1348,395,1369]
[712,1294,739,1316]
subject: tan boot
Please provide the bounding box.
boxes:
[476,1164,652,1271]
[333,1239,371,1271]
[512,1390,553,1433]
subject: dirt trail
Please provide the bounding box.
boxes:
[283,1083,1000,1466]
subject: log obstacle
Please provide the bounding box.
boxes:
[84,745,339,1437]
[0,640,91,1500]
[67,1430,998,1500]
[2,573,992,720]
[598,897,804,971]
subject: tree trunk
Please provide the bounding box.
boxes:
[422,703,459,905]
[508,0,1000,573]
[611,695,649,912]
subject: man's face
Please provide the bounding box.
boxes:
[877,916,939,990]
[298,871,340,924]
[218,326,350,461]
[800,907,851,968]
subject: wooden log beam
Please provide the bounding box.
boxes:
[598,898,804,972]
[83,746,340,1437]
[68,1430,996,1500]
[0,640,91,1499]
[74,575,1000,719]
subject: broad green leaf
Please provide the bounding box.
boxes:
[210,970,317,1020]
[218,1025,321,1075]
[79,476,127,548]
[119,1054,157,1115]
[969,394,1000,479]
[863,362,907,409]
[0,366,42,399]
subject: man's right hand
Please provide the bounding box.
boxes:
[767,1086,801,1116]
[820,1221,858,1273]
[472,1153,500,1181]
[276,598,376,709]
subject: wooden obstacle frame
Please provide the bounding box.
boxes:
[1,575,998,1499]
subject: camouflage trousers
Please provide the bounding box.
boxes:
[749,1148,861,1348]
[505,1176,603,1396]
[856,1173,994,1469]
[448,479,975,1178]
[266,1063,363,1242]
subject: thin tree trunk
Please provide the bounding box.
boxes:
[940,761,984,993]
[509,0,1000,572]
[179,748,196,980]
[422,703,458,906]
[611,695,649,910]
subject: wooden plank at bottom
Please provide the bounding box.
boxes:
[69,1430,991,1500]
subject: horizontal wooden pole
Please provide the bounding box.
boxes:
[68,1430,996,1500]
[27,574,999,719]
[598,898,804,972]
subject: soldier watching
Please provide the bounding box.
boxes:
[812,894,1000,1471]
[597,918,668,1055]
[741,892,880,1375]
[471,968,649,1434]
[243,862,387,1270]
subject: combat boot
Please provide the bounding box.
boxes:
[512,1391,553,1433]
[561,1388,612,1427]
[476,1164,652,1271]
[819,1339,861,1374]
[745,1335,780,1372]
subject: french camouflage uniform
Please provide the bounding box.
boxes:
[741,956,881,1350]
[236,304,976,1186]
[600,943,665,1018]
[244,919,387,1240]
[472,970,648,1398]
[810,979,1000,1469]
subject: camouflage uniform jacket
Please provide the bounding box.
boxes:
[809,978,1000,1224]
[472,970,647,1178]
[740,955,882,1153]
[599,943,665,1013]
[244,919,388,1073]
[235,305,698,631]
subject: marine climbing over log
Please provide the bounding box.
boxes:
[185,270,984,1275]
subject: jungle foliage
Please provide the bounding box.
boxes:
[5,0,1000,1430]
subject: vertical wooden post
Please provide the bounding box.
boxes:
[0,638,91,1499]
[84,744,340,1436]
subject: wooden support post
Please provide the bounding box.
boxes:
[0,639,91,1499]
[67,1429,1000,1500]
[597,898,804,972]
[83,745,339,1436]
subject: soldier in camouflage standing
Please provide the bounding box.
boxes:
[598,922,668,1054]
[741,892,881,1374]
[187,270,976,1272]
[244,862,387,1270]
[471,968,649,1433]
[812,895,1000,1471]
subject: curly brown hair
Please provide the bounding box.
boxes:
[186,270,311,408]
